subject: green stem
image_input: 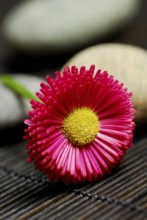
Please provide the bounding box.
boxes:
[0,74,39,101]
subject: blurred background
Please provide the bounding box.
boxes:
[0,0,147,146]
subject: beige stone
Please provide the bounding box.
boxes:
[2,0,139,53]
[63,43,147,121]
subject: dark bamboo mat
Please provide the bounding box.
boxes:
[0,136,147,220]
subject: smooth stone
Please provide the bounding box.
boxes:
[2,0,139,53]
[63,43,147,122]
[0,74,44,129]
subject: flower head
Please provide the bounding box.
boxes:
[24,65,135,184]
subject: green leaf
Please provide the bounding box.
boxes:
[0,74,40,101]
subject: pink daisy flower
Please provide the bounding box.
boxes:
[24,65,135,185]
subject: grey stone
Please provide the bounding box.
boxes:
[63,43,147,122]
[2,0,139,53]
[0,74,44,129]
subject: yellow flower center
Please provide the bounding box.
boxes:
[63,107,99,146]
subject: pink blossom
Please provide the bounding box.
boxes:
[24,65,135,184]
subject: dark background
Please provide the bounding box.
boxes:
[0,0,147,145]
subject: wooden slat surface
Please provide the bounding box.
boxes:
[0,136,146,220]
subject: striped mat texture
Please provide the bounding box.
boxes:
[0,137,147,220]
